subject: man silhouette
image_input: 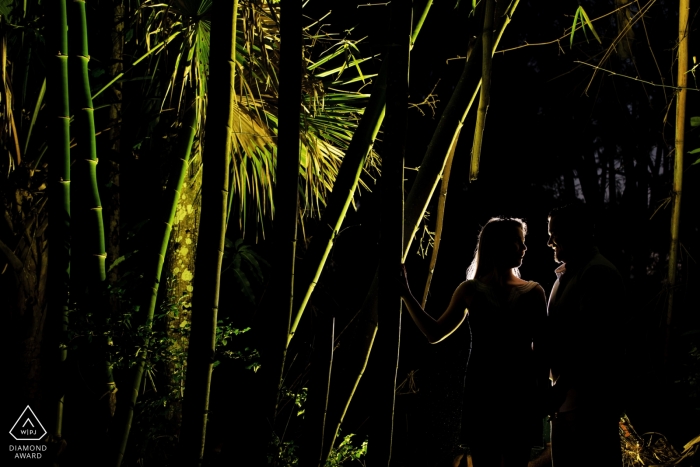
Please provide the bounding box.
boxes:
[546,203,625,467]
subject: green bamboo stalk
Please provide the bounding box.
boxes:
[47,0,71,440]
[112,106,197,467]
[71,0,114,405]
[289,0,434,345]
[421,140,456,308]
[469,0,494,181]
[403,0,520,261]
[179,1,238,463]
[665,0,689,358]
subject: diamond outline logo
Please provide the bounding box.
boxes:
[9,406,47,441]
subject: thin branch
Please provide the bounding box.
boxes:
[584,0,658,95]
[574,61,699,90]
[496,1,640,54]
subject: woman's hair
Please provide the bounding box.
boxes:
[466,217,527,280]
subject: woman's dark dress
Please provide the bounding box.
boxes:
[459,279,546,464]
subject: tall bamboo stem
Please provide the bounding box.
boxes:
[469,0,494,181]
[71,0,115,408]
[47,0,71,440]
[666,0,689,357]
[421,141,456,308]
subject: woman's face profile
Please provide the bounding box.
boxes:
[510,228,527,268]
[493,226,526,270]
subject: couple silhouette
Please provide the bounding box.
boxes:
[399,203,626,467]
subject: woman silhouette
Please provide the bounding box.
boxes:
[399,217,549,467]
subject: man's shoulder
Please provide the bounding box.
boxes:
[581,251,623,285]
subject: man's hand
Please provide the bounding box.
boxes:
[547,380,568,417]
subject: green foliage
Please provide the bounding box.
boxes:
[214,320,260,371]
[266,388,368,466]
[325,433,368,467]
[690,116,700,166]
[268,433,300,467]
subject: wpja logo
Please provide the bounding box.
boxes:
[9,406,47,459]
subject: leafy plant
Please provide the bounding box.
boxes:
[326,433,368,467]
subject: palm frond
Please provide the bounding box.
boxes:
[120,0,380,236]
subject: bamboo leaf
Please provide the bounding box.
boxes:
[24,78,46,155]
[690,116,700,127]
[570,7,582,48]
[579,7,602,44]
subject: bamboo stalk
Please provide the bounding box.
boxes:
[469,0,494,181]
[180,1,238,463]
[112,106,197,467]
[47,0,71,439]
[665,0,689,358]
[71,0,115,410]
[421,140,457,308]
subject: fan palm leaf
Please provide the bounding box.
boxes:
[126,0,378,236]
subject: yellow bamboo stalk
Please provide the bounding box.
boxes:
[469,0,495,181]
[666,0,689,356]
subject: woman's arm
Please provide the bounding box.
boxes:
[399,266,471,344]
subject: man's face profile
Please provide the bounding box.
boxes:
[547,216,567,264]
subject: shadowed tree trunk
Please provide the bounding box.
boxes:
[256,0,304,427]
[179,1,238,464]
[367,0,410,463]
[106,0,124,319]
